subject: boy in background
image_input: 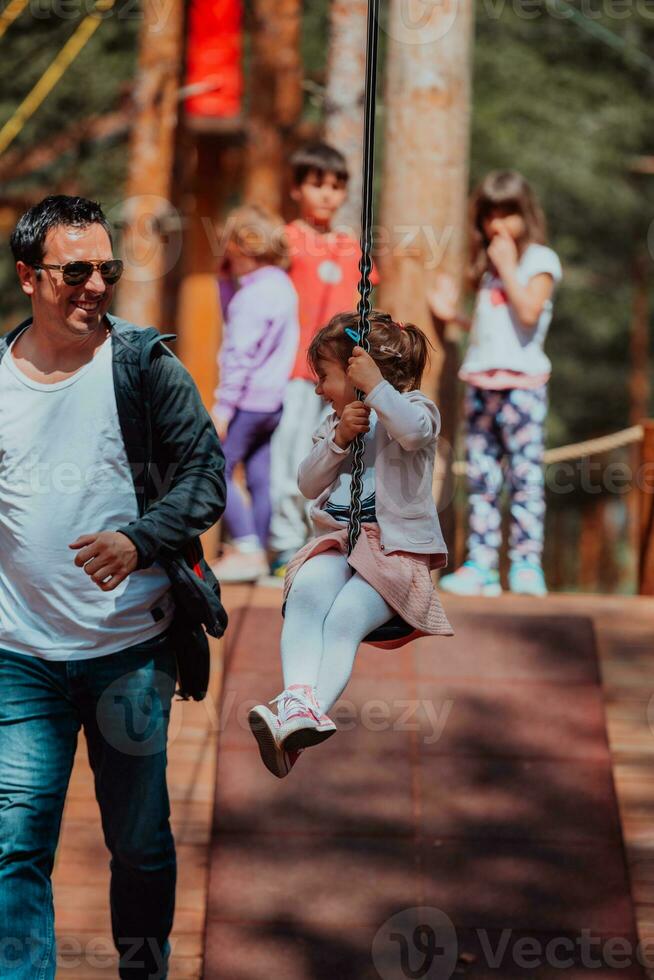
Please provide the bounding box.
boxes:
[269,142,379,576]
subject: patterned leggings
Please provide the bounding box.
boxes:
[465,384,548,570]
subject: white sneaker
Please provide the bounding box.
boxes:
[248,704,303,779]
[509,562,548,597]
[273,684,337,753]
[210,549,269,583]
[439,561,502,597]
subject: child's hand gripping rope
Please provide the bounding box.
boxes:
[334,401,371,449]
[347,345,383,395]
[331,346,382,449]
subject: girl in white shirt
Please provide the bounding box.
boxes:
[428,170,562,597]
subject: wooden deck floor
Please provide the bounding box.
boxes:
[52,588,654,977]
[53,637,224,979]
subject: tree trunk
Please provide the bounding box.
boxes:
[243,0,303,212]
[115,0,184,328]
[324,0,368,234]
[378,0,474,548]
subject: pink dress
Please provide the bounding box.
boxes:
[283,523,453,649]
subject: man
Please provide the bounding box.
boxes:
[0,196,225,978]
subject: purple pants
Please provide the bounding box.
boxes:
[222,408,282,548]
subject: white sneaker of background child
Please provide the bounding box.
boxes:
[439,560,502,597]
[211,535,269,583]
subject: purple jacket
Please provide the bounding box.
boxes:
[212,265,300,426]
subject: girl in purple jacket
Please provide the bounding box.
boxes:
[211,206,299,582]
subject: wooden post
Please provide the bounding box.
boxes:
[174,137,221,409]
[628,253,650,589]
[630,253,650,425]
[579,497,605,593]
[546,507,565,592]
[378,0,474,548]
[638,420,654,595]
[243,0,302,211]
[324,0,368,233]
[114,0,184,328]
[171,133,245,561]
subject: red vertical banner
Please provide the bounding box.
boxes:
[185,0,243,121]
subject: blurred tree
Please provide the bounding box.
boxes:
[115,0,184,328]
[243,0,303,211]
[0,0,140,328]
[379,0,475,548]
[324,0,368,231]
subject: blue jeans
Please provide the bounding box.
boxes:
[0,631,177,979]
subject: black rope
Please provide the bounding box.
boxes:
[348,0,380,556]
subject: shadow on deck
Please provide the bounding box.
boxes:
[204,590,654,980]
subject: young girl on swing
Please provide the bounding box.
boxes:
[249,311,453,778]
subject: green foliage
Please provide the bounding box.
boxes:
[0,0,139,326]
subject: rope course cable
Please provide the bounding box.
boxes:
[451,424,645,476]
[347,0,380,557]
[0,0,117,157]
[543,0,654,75]
[0,0,29,41]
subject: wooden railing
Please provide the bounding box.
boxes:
[638,420,654,595]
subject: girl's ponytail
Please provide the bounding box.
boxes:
[400,323,430,391]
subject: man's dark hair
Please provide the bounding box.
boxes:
[289,142,349,187]
[10,195,113,266]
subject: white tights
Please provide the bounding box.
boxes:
[281,551,393,713]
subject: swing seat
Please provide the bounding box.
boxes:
[281,603,417,649]
[364,614,415,644]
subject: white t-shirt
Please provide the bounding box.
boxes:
[0,332,174,661]
[460,244,562,378]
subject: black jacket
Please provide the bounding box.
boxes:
[0,314,226,567]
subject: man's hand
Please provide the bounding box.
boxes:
[334,401,371,449]
[213,415,229,442]
[347,346,383,395]
[69,531,139,592]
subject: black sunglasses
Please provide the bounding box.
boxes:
[34,259,124,286]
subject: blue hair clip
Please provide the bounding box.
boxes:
[344,327,361,344]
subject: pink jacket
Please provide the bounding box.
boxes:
[298,380,448,560]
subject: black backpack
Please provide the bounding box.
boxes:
[140,337,228,701]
